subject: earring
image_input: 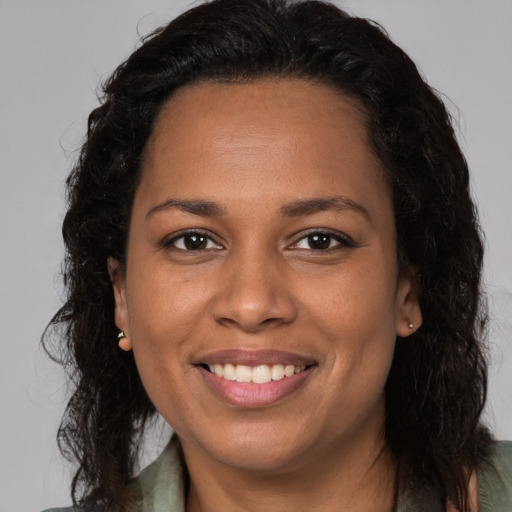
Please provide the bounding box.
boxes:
[117,331,132,351]
[408,322,414,330]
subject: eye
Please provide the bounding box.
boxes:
[292,231,353,251]
[167,231,223,251]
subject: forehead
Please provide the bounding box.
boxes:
[139,79,390,218]
[147,79,371,161]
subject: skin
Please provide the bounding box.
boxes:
[110,79,423,512]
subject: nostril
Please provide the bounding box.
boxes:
[211,273,298,331]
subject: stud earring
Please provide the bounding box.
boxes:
[408,322,414,330]
[117,331,132,351]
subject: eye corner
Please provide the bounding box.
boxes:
[161,229,224,252]
[289,229,357,252]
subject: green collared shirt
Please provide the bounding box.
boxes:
[44,437,512,512]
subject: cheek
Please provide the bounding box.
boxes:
[302,257,398,397]
[303,255,399,340]
[128,260,209,333]
[125,263,211,387]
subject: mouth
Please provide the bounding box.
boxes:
[200,362,308,383]
[195,350,317,407]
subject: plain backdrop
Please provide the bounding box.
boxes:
[1,1,511,510]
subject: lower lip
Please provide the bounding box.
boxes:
[197,366,314,408]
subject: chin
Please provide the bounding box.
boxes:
[184,421,316,473]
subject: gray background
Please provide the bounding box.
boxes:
[1,1,510,510]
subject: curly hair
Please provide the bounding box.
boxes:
[43,0,491,510]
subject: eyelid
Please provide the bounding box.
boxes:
[162,229,224,250]
[288,228,356,249]
[160,228,355,252]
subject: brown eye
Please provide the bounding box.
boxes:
[183,234,208,250]
[292,230,354,251]
[168,231,223,251]
[307,233,332,250]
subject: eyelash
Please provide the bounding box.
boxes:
[164,230,223,251]
[163,229,355,252]
[290,229,355,251]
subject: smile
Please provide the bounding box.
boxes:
[195,350,316,407]
[205,363,307,384]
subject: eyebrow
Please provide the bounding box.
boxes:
[145,195,371,222]
[146,199,226,220]
[280,196,371,221]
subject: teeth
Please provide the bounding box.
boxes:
[214,363,224,377]
[235,365,252,383]
[206,363,307,383]
[271,364,285,380]
[252,365,272,384]
[223,363,236,381]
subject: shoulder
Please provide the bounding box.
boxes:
[134,435,186,510]
[478,440,512,512]
[487,440,512,469]
[39,437,185,512]
[40,508,75,512]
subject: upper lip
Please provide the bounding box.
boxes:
[195,349,316,367]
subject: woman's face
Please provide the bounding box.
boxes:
[111,80,421,472]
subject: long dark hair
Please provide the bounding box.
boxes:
[44,0,491,510]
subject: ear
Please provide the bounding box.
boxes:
[395,274,422,338]
[108,257,132,351]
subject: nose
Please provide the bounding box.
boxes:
[211,250,298,332]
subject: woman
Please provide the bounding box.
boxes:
[43,0,512,510]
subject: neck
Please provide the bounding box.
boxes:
[182,433,396,512]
